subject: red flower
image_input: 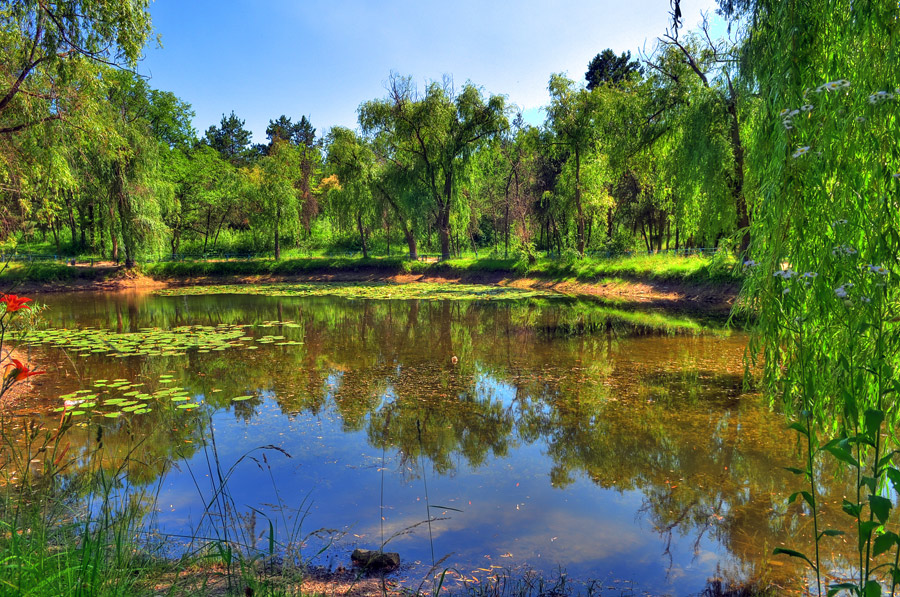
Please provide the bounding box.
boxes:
[0,294,32,312]
[5,358,45,382]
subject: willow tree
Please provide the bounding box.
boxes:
[545,74,603,255]
[249,140,299,260]
[359,75,507,260]
[0,0,152,136]
[324,127,377,258]
[98,70,165,267]
[727,1,900,591]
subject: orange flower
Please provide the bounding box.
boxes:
[5,358,45,382]
[0,294,32,312]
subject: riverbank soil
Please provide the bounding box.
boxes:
[11,264,741,312]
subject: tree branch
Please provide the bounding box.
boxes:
[0,113,62,135]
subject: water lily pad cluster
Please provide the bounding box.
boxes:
[20,324,251,357]
[154,282,558,301]
[50,374,257,420]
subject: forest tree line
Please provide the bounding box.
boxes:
[0,1,874,265]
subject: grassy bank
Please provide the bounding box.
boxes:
[0,253,743,289]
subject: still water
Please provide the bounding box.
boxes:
[10,289,829,594]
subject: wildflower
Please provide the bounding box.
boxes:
[782,288,791,295]
[774,269,797,279]
[861,296,872,304]
[869,91,894,104]
[793,146,811,158]
[743,259,758,267]
[832,245,858,256]
[867,264,889,275]
[4,358,45,383]
[801,272,818,279]
[779,108,790,116]
[833,219,848,225]
[893,173,900,179]
[816,79,851,92]
[0,295,31,313]
[856,116,867,123]
[835,286,848,299]
[801,104,814,111]
[783,120,794,130]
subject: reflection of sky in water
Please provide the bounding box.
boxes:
[151,391,739,594]
[28,292,814,594]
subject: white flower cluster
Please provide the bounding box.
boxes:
[832,245,858,256]
[835,282,854,299]
[868,90,895,104]
[793,146,811,158]
[780,108,800,130]
[814,79,851,93]
[774,269,797,279]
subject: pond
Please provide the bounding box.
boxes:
[5,287,845,594]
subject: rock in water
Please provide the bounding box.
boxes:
[351,548,400,572]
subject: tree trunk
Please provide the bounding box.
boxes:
[727,94,750,252]
[51,219,60,253]
[88,202,95,251]
[404,228,417,260]
[109,200,118,262]
[274,202,281,260]
[356,211,369,259]
[437,209,451,260]
[438,176,453,260]
[574,148,585,255]
[203,209,211,253]
[212,208,229,249]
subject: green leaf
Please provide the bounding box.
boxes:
[864,579,881,597]
[829,583,859,596]
[862,476,877,494]
[824,444,860,468]
[865,409,884,440]
[887,468,900,494]
[873,532,897,557]
[788,421,809,436]
[877,450,900,470]
[860,521,881,552]
[783,467,807,476]
[800,490,815,509]
[820,529,845,538]
[869,495,892,525]
[773,547,816,571]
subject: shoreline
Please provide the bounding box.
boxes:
[5,260,742,313]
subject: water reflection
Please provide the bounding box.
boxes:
[6,291,849,593]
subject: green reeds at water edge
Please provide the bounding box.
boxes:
[0,411,320,597]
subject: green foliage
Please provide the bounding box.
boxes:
[585,48,642,90]
[730,0,900,591]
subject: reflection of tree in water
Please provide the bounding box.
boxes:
[30,293,864,585]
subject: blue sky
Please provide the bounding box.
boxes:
[138,0,724,143]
